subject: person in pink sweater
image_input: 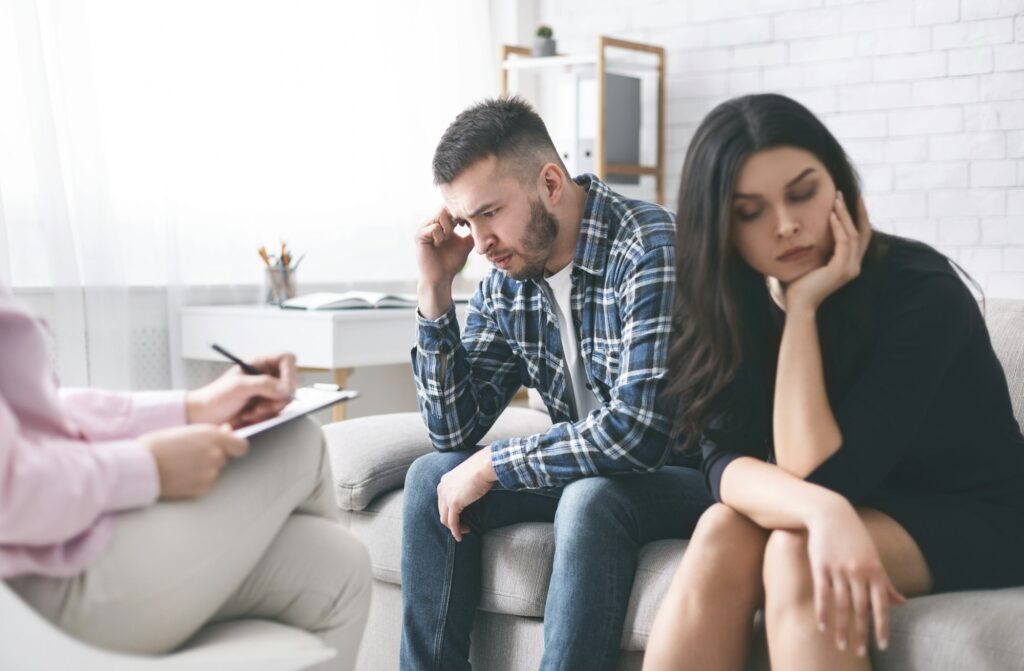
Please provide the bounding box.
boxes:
[1,284,370,670]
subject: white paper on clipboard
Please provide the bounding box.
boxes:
[235,387,360,438]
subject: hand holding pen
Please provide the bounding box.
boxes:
[186,346,299,428]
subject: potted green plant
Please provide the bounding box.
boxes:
[532,25,556,57]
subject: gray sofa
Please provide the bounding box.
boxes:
[325,299,1024,671]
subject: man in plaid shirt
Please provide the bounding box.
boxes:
[401,97,711,671]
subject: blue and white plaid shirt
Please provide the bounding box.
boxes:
[413,175,677,490]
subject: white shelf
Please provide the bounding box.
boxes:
[501,54,659,75]
[499,36,667,204]
[501,54,596,70]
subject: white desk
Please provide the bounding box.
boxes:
[180,304,467,420]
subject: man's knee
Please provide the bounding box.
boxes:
[404,451,470,512]
[553,477,631,540]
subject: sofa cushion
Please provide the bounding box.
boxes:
[345,490,404,585]
[326,407,552,511]
[620,539,688,651]
[881,586,1024,669]
[343,488,555,617]
[325,413,426,512]
[476,522,555,617]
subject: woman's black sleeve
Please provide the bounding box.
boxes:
[805,274,975,501]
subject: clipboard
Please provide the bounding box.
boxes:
[235,386,360,438]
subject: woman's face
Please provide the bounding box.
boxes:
[730,146,838,285]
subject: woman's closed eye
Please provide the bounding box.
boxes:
[788,183,817,203]
[734,205,763,222]
[733,182,817,222]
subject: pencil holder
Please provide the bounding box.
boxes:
[263,267,297,305]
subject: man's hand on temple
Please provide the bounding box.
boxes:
[415,206,475,320]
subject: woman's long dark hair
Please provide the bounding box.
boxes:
[666,94,864,449]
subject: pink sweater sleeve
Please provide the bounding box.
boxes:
[0,395,160,546]
[0,288,177,547]
[59,388,187,440]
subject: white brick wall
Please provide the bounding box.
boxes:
[538,0,1024,297]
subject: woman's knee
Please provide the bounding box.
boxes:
[281,516,372,630]
[679,504,768,589]
[689,504,766,558]
[762,529,814,614]
[331,529,372,622]
[250,416,326,472]
[205,416,330,518]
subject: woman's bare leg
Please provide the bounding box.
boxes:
[762,508,932,671]
[643,503,769,671]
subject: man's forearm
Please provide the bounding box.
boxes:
[490,402,671,490]
[413,345,503,452]
[418,280,453,321]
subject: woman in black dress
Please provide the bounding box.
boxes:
[643,93,1024,671]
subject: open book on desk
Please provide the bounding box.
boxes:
[280,291,417,310]
[235,386,359,438]
[280,291,474,311]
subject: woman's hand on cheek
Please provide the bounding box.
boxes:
[784,192,872,314]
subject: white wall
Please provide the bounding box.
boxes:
[0,0,498,290]
[539,0,1024,297]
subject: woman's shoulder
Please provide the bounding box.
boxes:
[879,234,957,276]
[874,233,978,320]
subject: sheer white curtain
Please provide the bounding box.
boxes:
[0,0,496,388]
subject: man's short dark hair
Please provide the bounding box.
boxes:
[432,96,566,185]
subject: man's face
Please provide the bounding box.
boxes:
[440,155,559,281]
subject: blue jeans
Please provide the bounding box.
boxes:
[399,449,712,671]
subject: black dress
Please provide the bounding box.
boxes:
[700,234,1024,593]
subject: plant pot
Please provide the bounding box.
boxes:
[532,36,556,57]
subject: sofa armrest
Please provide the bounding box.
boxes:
[323,407,552,511]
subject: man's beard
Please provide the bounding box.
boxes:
[508,198,559,281]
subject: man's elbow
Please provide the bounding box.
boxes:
[623,432,672,471]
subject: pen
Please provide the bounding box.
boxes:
[211,343,262,375]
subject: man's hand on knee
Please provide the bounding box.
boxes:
[436,447,498,541]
